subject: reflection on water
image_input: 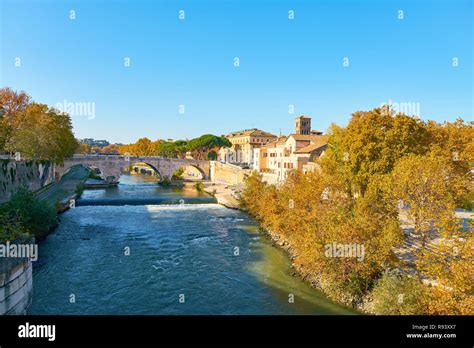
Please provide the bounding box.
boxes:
[30,174,356,315]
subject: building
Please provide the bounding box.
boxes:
[295,115,323,136]
[219,128,277,167]
[80,138,110,148]
[253,116,327,183]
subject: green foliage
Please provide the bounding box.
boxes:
[88,171,102,180]
[458,189,474,211]
[207,150,218,160]
[158,142,179,158]
[186,134,230,151]
[172,167,184,180]
[118,134,231,159]
[194,182,204,192]
[75,182,85,197]
[371,272,428,315]
[0,208,30,242]
[160,176,171,186]
[0,189,57,241]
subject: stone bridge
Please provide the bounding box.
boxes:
[56,155,211,181]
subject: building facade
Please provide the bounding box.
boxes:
[219,128,277,167]
[253,116,327,183]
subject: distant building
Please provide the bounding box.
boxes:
[218,128,277,166]
[253,116,327,183]
[80,138,110,148]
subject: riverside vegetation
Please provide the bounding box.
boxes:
[241,107,473,315]
[0,88,78,242]
[0,189,57,242]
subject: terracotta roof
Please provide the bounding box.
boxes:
[262,136,287,148]
[294,142,327,154]
[292,135,328,153]
[289,134,327,142]
[227,128,277,138]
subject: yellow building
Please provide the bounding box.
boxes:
[219,128,277,166]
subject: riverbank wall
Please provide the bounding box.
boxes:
[0,240,34,315]
[210,161,249,186]
[0,159,54,203]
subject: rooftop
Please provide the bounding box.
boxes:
[289,134,327,142]
[227,128,277,138]
[294,142,328,154]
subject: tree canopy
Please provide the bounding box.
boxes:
[117,134,230,159]
[242,107,473,314]
[0,88,77,163]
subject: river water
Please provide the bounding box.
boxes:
[30,174,355,315]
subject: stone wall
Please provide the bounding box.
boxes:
[0,159,54,203]
[0,244,34,315]
[210,161,248,185]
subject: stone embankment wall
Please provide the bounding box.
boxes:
[210,161,248,185]
[0,159,54,203]
[0,241,34,315]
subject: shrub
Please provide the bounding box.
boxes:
[194,182,204,192]
[172,167,184,180]
[160,176,171,186]
[0,189,57,241]
[371,272,428,315]
[75,182,85,197]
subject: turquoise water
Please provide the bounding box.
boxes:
[29,175,355,315]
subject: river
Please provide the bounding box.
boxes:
[29,174,356,315]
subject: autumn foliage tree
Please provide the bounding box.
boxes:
[0,88,77,163]
[242,106,473,314]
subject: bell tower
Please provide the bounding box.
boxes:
[295,116,311,135]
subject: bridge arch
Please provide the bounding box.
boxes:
[129,162,163,181]
[56,164,93,181]
[172,164,206,181]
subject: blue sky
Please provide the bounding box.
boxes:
[1,0,472,144]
